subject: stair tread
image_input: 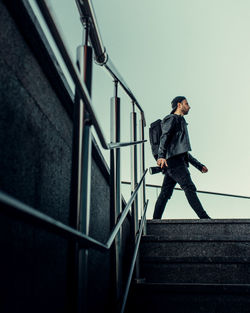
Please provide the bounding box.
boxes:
[142,235,250,241]
[141,256,250,263]
[133,282,250,293]
[147,219,250,224]
[127,282,250,313]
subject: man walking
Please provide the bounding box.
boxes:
[153,96,210,219]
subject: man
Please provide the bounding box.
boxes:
[153,96,210,219]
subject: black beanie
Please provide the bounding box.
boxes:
[170,96,186,114]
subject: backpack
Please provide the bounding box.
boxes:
[149,119,162,160]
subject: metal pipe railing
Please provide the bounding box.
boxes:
[35,0,107,147]
[75,0,144,114]
[110,79,122,299]
[20,1,149,312]
[121,181,250,200]
[120,200,149,313]
[74,28,93,313]
[0,191,107,251]
[130,104,139,238]
[75,0,107,65]
[0,170,149,311]
[35,0,145,151]
[106,170,148,248]
[104,58,143,112]
[130,102,140,280]
[0,171,147,252]
[139,112,147,235]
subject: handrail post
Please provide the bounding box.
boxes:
[76,18,93,231]
[139,112,147,235]
[110,79,122,304]
[130,102,140,278]
[69,18,93,313]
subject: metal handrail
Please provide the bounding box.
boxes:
[20,1,148,312]
[120,199,149,313]
[108,140,145,150]
[105,59,143,112]
[75,0,144,113]
[0,191,106,251]
[75,0,107,64]
[0,172,147,252]
[35,0,146,151]
[121,181,250,200]
[106,170,147,248]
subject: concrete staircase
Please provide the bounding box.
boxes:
[126,219,250,313]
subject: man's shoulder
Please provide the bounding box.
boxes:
[162,114,179,124]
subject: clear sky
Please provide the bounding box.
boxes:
[30,0,250,219]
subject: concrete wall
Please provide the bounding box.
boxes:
[0,2,71,311]
[0,1,132,312]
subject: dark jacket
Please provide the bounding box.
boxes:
[158,114,204,171]
[187,153,204,172]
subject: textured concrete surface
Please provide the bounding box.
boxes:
[0,2,72,311]
[141,237,250,257]
[128,219,250,312]
[0,0,72,221]
[127,283,250,313]
[147,219,250,237]
[141,260,250,284]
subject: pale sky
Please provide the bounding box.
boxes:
[29,0,250,219]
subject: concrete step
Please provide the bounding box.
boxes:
[140,256,250,284]
[126,282,250,313]
[146,219,250,237]
[140,235,250,257]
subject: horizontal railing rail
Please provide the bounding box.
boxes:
[121,181,250,200]
[75,0,144,114]
[108,140,145,150]
[0,191,106,250]
[0,191,107,251]
[35,0,146,151]
[0,172,147,253]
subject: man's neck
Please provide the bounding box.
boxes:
[174,110,184,116]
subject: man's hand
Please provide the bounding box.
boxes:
[202,166,208,173]
[157,158,168,168]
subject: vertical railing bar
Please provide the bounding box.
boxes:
[35,0,110,150]
[68,40,86,313]
[110,79,122,304]
[139,112,147,235]
[130,101,139,279]
[120,200,149,313]
[71,18,93,313]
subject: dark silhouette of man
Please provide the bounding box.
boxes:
[153,96,210,219]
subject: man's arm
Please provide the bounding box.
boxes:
[158,115,176,159]
[157,115,176,168]
[188,153,208,173]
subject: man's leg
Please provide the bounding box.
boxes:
[168,166,210,219]
[153,171,176,219]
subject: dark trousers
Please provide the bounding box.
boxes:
[153,165,210,219]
